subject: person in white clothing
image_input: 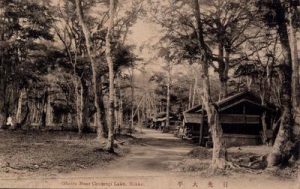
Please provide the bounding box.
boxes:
[6,115,13,127]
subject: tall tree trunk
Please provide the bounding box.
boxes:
[261,112,268,144]
[289,5,300,109]
[130,67,135,133]
[81,78,90,131]
[188,83,192,109]
[46,93,52,127]
[16,89,25,124]
[31,102,36,124]
[97,76,108,137]
[20,101,30,127]
[79,80,83,132]
[193,0,227,170]
[137,107,141,126]
[218,43,227,100]
[41,90,48,129]
[114,85,119,128]
[3,82,9,123]
[105,0,116,152]
[260,93,268,144]
[75,0,106,139]
[223,48,230,96]
[75,78,84,134]
[164,63,171,132]
[199,103,204,145]
[267,0,293,167]
[142,96,146,123]
[192,76,197,106]
[0,37,5,126]
[118,76,123,129]
[114,75,123,132]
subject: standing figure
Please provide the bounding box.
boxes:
[6,115,14,128]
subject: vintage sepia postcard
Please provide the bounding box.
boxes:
[0,0,299,188]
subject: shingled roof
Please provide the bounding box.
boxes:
[183,113,202,124]
[183,91,276,124]
[215,91,276,112]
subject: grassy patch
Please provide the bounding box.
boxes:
[175,145,299,179]
[0,130,131,177]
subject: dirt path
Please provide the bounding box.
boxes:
[0,129,298,189]
[59,128,298,189]
[56,129,299,189]
[69,128,194,177]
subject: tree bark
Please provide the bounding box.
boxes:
[114,84,119,128]
[75,0,107,139]
[105,0,116,152]
[130,67,135,133]
[31,102,37,124]
[40,90,49,129]
[260,93,268,144]
[118,76,123,129]
[164,63,171,132]
[81,78,90,131]
[137,107,141,126]
[188,83,192,109]
[97,77,108,137]
[261,112,268,144]
[192,76,197,107]
[267,0,293,167]
[20,101,30,127]
[193,0,227,170]
[16,89,25,124]
[0,36,5,126]
[289,5,300,109]
[79,80,83,132]
[218,43,228,100]
[46,93,52,126]
[223,48,230,97]
[114,75,123,133]
[75,77,84,134]
[3,82,9,123]
[199,105,204,145]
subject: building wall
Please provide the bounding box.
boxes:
[223,134,262,147]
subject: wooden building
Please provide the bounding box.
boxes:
[180,105,208,141]
[181,91,278,147]
[152,112,180,131]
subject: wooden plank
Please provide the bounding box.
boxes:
[223,134,260,139]
[246,116,261,124]
[219,114,260,124]
[184,113,202,123]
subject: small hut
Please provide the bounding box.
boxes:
[181,105,206,140]
[181,91,278,147]
[152,112,180,131]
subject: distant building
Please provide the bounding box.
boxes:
[151,112,181,131]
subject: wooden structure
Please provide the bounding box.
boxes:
[181,91,278,147]
[151,112,180,131]
[180,105,208,141]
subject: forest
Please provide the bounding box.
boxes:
[0,0,299,188]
